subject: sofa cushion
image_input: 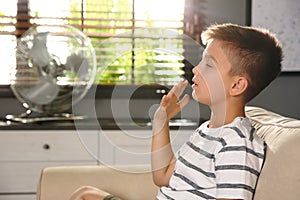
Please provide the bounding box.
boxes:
[245,106,300,200]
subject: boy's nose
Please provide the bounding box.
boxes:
[192,66,200,74]
[192,67,197,74]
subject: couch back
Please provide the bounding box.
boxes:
[245,106,300,200]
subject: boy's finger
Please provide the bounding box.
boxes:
[169,84,178,97]
[167,88,179,102]
[160,95,167,106]
[178,94,190,108]
[169,80,188,99]
[174,80,188,99]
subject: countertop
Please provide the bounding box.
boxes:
[0,117,201,131]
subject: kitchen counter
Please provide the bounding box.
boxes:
[0,117,202,130]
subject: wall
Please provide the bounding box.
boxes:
[252,0,300,71]
[248,74,300,119]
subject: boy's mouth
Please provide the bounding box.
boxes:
[192,77,198,88]
[192,83,198,88]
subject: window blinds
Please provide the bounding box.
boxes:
[0,0,206,85]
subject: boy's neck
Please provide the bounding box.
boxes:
[208,102,246,128]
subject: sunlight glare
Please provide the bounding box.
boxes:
[135,0,184,28]
[0,0,17,84]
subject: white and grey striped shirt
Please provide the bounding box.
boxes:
[156,117,265,200]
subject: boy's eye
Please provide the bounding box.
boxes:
[206,63,213,68]
[205,57,214,68]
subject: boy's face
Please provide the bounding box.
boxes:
[192,39,233,107]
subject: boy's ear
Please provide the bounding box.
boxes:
[230,76,248,97]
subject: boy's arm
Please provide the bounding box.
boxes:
[151,111,176,187]
[151,80,190,187]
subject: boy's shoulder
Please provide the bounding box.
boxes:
[220,117,263,146]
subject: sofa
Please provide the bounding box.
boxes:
[36,106,300,200]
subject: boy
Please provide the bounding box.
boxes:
[69,23,283,200]
[151,23,282,199]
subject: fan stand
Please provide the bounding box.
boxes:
[5,109,85,124]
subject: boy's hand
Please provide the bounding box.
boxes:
[151,80,190,186]
[69,186,110,200]
[154,80,190,122]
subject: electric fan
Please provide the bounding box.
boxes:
[6,24,96,123]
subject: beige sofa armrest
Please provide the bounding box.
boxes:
[37,165,159,200]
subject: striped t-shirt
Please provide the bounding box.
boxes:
[156,117,265,200]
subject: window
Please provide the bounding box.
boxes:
[0,0,251,88]
[0,0,207,88]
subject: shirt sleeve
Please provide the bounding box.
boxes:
[214,131,263,200]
